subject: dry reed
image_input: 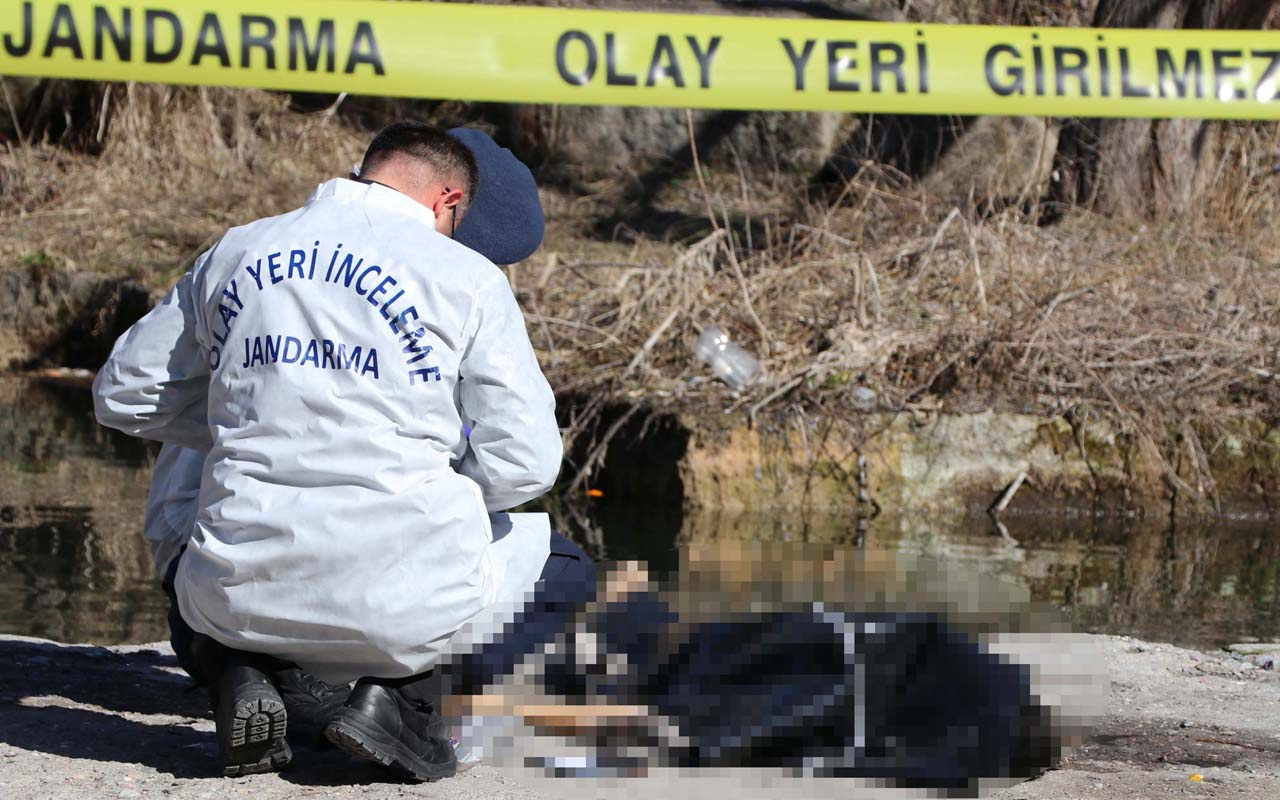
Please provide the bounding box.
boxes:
[2,80,1278,503]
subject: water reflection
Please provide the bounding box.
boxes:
[553,505,1280,648]
[0,376,1277,649]
[0,378,163,644]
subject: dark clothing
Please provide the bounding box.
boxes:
[163,551,205,683]
[527,595,1056,792]
[167,539,1055,790]
[641,611,1045,788]
[443,530,597,694]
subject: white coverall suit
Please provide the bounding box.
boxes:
[95,178,562,683]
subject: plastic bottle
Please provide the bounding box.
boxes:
[694,325,761,389]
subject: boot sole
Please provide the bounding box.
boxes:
[325,709,457,782]
[220,691,292,777]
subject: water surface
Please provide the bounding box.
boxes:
[1,377,1276,648]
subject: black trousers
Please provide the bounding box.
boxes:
[442,530,596,694]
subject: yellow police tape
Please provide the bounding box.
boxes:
[2,0,1280,119]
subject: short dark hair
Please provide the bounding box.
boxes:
[360,122,480,209]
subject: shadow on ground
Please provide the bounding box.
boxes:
[0,638,212,778]
[0,637,410,784]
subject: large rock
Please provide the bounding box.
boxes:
[503,105,847,186]
[924,116,1059,201]
[0,265,150,370]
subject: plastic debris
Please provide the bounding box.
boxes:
[693,325,760,389]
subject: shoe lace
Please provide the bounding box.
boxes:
[409,698,436,715]
[284,668,337,699]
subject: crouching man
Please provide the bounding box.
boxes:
[95,122,569,780]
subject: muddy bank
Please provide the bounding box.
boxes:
[0,633,1276,799]
[1,260,1275,521]
[0,264,150,371]
[584,404,1280,520]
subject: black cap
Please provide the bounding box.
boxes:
[447,128,545,266]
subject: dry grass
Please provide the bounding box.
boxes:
[2,82,1279,495]
[529,128,1280,413]
[523,116,1280,497]
[1,85,365,282]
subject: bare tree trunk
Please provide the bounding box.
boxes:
[1051,0,1277,219]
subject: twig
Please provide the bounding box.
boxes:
[567,403,644,494]
[989,471,1028,516]
[685,109,721,235]
[537,252,558,290]
[863,255,883,325]
[562,260,655,270]
[965,216,987,314]
[626,304,682,376]
[320,91,347,122]
[993,518,1020,546]
[854,246,867,328]
[748,369,812,424]
[913,207,961,284]
[96,84,113,144]
[524,296,558,358]
[539,315,623,345]
[559,392,608,458]
[1045,327,1202,504]
[1067,406,1101,495]
[1043,287,1094,316]
[1018,286,1095,370]
[793,224,858,248]
[726,246,771,355]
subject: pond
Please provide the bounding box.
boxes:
[1,377,1277,648]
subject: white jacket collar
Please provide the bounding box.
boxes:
[308,178,438,228]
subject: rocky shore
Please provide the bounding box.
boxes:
[1,633,1277,799]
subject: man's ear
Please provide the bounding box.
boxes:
[433,187,464,215]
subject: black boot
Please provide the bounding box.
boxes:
[198,638,292,777]
[324,676,457,781]
[276,667,351,745]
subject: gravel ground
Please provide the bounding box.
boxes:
[0,633,1277,799]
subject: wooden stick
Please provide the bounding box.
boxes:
[625,304,682,376]
[989,471,1027,516]
[912,207,960,286]
[536,252,559,290]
